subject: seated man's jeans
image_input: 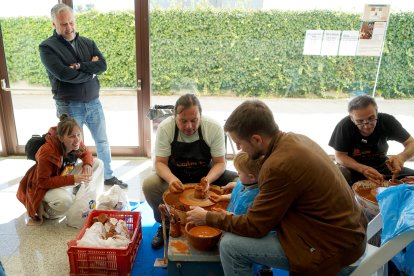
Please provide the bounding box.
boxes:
[220,231,357,276]
[220,231,289,276]
[55,98,113,180]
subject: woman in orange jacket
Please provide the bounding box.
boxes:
[17,114,103,226]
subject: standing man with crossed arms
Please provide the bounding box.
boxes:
[39,3,127,188]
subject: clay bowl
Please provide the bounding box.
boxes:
[163,184,227,225]
[185,223,222,251]
[352,180,390,218]
[401,176,414,184]
[389,178,403,185]
[353,178,414,219]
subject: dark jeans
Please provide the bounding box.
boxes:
[337,266,356,276]
[336,163,414,187]
[0,260,6,276]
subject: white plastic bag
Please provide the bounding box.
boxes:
[65,159,104,228]
[65,184,97,228]
[96,185,130,211]
[77,221,131,248]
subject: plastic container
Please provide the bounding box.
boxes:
[67,210,142,275]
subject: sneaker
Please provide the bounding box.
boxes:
[104,177,128,188]
[152,225,169,249]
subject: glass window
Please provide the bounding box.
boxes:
[72,0,138,147]
[0,0,57,146]
[149,0,414,155]
[1,0,140,150]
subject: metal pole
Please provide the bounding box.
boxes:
[372,21,389,97]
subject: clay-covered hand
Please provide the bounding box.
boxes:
[211,207,233,215]
[385,156,403,175]
[361,166,384,185]
[200,177,209,189]
[186,206,207,226]
[221,181,236,194]
[208,193,223,203]
[169,180,184,193]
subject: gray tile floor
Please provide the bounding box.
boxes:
[0,157,154,276]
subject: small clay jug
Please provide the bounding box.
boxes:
[169,209,182,237]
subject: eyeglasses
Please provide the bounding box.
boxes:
[353,118,378,127]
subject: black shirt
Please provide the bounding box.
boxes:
[329,113,410,169]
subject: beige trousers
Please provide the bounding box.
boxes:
[42,158,104,219]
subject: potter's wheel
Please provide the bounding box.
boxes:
[163,184,227,225]
[179,189,215,207]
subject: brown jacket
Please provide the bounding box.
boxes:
[206,132,367,275]
[16,127,93,218]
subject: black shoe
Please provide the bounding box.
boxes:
[104,177,128,188]
[257,267,273,276]
[72,184,80,195]
[152,225,169,249]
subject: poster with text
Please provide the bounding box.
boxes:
[338,31,359,56]
[357,4,389,57]
[357,21,387,56]
[320,30,341,56]
[303,30,324,55]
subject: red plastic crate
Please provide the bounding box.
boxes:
[67,210,142,275]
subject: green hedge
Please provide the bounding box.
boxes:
[1,9,413,98]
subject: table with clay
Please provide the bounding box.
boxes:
[168,225,221,262]
[165,184,226,276]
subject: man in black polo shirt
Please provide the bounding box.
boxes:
[329,95,414,186]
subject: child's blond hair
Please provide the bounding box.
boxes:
[233,151,263,178]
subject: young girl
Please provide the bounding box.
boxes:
[17,114,104,226]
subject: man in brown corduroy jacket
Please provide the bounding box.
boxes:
[187,100,368,275]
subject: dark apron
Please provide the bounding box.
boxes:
[168,125,212,183]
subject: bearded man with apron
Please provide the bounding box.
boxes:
[143,93,238,249]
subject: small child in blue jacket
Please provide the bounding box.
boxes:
[209,151,272,276]
[210,151,262,215]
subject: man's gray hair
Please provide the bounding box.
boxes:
[51,3,73,20]
[348,95,378,113]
